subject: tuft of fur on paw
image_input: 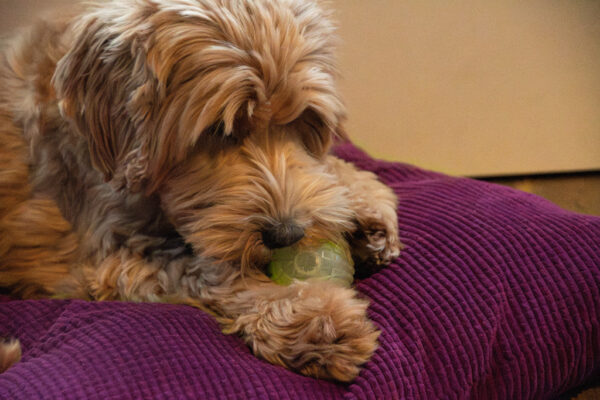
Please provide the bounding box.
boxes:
[228,281,380,382]
[351,219,403,279]
[0,339,21,373]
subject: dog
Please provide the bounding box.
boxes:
[0,0,401,381]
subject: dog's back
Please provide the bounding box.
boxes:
[0,19,79,297]
[0,12,180,299]
[0,20,71,370]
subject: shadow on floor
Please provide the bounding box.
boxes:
[481,171,600,216]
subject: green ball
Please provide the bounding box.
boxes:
[268,241,355,287]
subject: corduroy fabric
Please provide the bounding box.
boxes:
[1,142,599,399]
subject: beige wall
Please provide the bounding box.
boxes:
[2,0,599,177]
[0,0,70,36]
[332,0,600,176]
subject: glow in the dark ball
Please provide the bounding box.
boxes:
[268,241,354,287]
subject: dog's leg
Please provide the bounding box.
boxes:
[83,247,190,302]
[84,250,379,381]
[327,156,402,276]
[205,275,380,382]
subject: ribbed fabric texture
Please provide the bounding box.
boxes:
[1,142,599,399]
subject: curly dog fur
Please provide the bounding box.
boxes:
[0,0,401,380]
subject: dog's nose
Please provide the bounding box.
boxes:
[261,221,305,249]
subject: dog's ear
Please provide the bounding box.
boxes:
[53,7,160,193]
[53,4,262,194]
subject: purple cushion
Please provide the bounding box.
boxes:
[1,143,599,399]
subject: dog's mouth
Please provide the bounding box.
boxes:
[240,232,272,275]
[237,230,336,277]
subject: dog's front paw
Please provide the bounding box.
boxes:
[350,204,402,278]
[325,156,401,276]
[229,282,380,382]
[353,220,401,267]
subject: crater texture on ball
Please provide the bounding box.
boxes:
[268,241,355,287]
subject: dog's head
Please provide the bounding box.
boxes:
[54,0,356,269]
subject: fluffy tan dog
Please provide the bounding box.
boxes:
[0,0,401,381]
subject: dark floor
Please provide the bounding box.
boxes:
[482,171,600,216]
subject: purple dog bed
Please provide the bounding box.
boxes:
[1,143,599,399]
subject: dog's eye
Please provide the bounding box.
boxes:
[204,123,226,138]
[293,109,331,156]
[198,122,242,153]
